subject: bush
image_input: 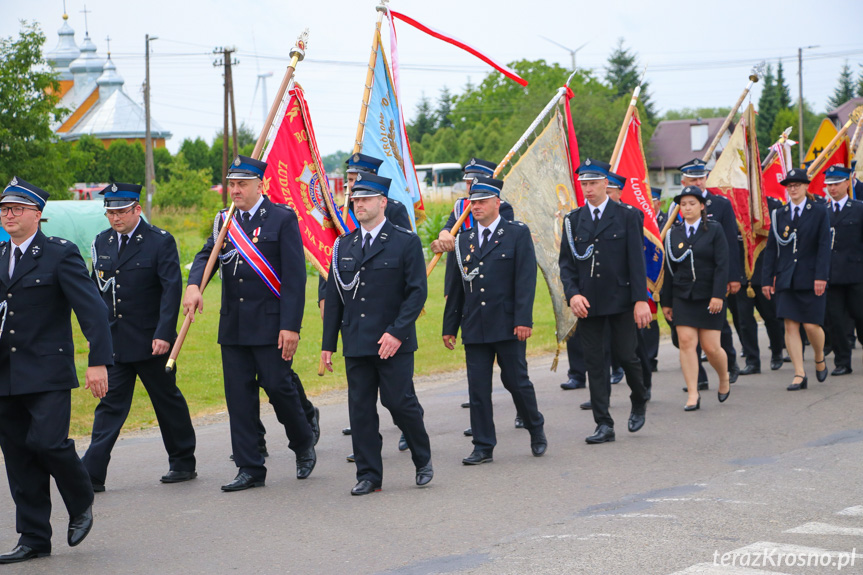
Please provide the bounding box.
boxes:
[154,153,220,212]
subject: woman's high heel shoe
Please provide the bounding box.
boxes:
[718,386,730,403]
[787,375,808,391]
[815,359,828,382]
[684,394,701,411]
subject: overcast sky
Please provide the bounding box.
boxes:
[3,0,861,155]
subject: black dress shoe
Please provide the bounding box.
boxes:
[351,480,382,495]
[585,425,615,444]
[160,470,197,484]
[460,402,470,408]
[560,377,586,390]
[91,479,105,493]
[463,427,472,437]
[684,395,701,411]
[310,407,321,446]
[530,428,547,456]
[415,462,433,486]
[718,387,730,403]
[610,367,624,384]
[221,472,265,492]
[346,453,355,463]
[296,447,317,479]
[67,506,93,547]
[342,427,352,435]
[398,433,408,452]
[0,545,50,564]
[728,364,740,384]
[627,412,645,433]
[783,353,791,363]
[832,365,853,376]
[815,360,828,382]
[514,416,524,429]
[462,449,493,465]
[770,356,783,371]
[787,375,808,391]
[739,364,760,376]
[579,400,592,410]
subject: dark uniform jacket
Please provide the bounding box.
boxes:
[828,198,863,285]
[442,219,536,344]
[655,210,668,232]
[749,197,784,287]
[188,196,306,346]
[703,191,743,284]
[0,231,113,396]
[660,220,729,306]
[322,219,427,357]
[559,200,648,317]
[91,221,182,363]
[762,199,831,291]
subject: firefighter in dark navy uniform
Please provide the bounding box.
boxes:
[0,178,112,564]
[442,176,546,465]
[322,172,432,496]
[184,155,316,492]
[82,183,197,492]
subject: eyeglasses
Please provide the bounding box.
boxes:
[0,206,38,217]
[104,207,136,218]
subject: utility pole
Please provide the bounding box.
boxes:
[214,47,238,207]
[797,45,819,166]
[144,34,158,221]
[227,55,239,161]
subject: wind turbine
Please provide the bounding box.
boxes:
[539,35,589,71]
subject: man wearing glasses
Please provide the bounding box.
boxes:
[82,183,196,492]
[0,177,112,563]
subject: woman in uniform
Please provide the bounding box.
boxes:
[761,168,831,390]
[661,187,731,410]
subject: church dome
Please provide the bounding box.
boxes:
[68,32,104,75]
[44,14,80,70]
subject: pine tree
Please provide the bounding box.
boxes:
[856,63,863,98]
[435,86,454,130]
[775,61,792,109]
[757,63,778,139]
[827,61,855,110]
[407,93,436,144]
[605,38,656,121]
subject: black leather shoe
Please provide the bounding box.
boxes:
[832,365,853,376]
[530,428,547,456]
[310,407,321,446]
[346,453,355,463]
[91,478,105,493]
[718,387,730,403]
[221,472,264,492]
[787,375,808,391]
[514,416,524,429]
[67,506,93,547]
[560,377,586,390]
[728,364,740,384]
[160,470,197,484]
[0,545,50,564]
[684,395,701,411]
[462,449,493,465]
[770,356,783,371]
[460,402,470,408]
[783,353,791,363]
[610,367,624,384]
[398,433,408,452]
[579,400,592,410]
[815,360,828,382]
[296,447,316,479]
[351,480,382,495]
[463,427,472,437]
[416,462,433,486]
[627,412,645,433]
[739,364,760,376]
[342,427,352,435]
[585,425,615,444]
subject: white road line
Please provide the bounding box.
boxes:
[838,506,863,516]
[732,541,862,559]
[668,563,791,575]
[785,522,863,536]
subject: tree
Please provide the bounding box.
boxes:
[179,137,210,173]
[320,150,351,174]
[857,63,863,98]
[106,140,145,185]
[827,61,855,110]
[661,107,732,121]
[153,147,172,183]
[74,135,110,183]
[407,93,436,144]
[154,153,218,210]
[756,64,779,141]
[435,86,455,129]
[769,101,826,155]
[215,122,257,149]
[605,38,656,121]
[776,61,792,109]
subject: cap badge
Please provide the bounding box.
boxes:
[470,158,476,165]
[586,159,591,165]
[10,176,18,187]
[356,173,362,181]
[352,154,360,162]
[233,158,241,167]
[111,183,118,192]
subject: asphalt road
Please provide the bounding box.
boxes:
[2,331,862,575]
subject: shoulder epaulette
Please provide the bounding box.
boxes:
[622,203,634,210]
[47,236,72,246]
[391,224,414,234]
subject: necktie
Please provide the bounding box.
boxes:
[593,208,600,221]
[835,203,840,213]
[12,247,22,275]
[481,228,491,253]
[688,226,694,238]
[793,206,800,221]
[242,212,251,225]
[362,232,371,255]
[118,234,129,257]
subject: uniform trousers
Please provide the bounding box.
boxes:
[827,283,863,368]
[0,390,93,552]
[83,355,196,483]
[734,287,785,366]
[345,353,430,485]
[251,370,317,447]
[577,310,648,428]
[464,340,544,451]
[221,345,314,481]
[643,319,660,371]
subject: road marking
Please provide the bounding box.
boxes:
[668,563,792,574]
[837,506,863,516]
[785,522,863,536]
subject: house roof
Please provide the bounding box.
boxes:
[647,117,732,171]
[826,97,863,127]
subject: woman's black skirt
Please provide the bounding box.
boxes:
[673,297,727,331]
[776,289,826,325]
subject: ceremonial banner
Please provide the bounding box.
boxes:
[762,138,795,202]
[855,142,863,200]
[611,108,663,294]
[261,85,343,277]
[808,141,850,197]
[500,110,578,367]
[563,87,584,207]
[355,31,421,230]
[705,103,769,282]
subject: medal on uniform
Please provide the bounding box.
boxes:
[678,242,684,249]
[469,244,475,252]
[465,255,471,262]
[252,227,261,243]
